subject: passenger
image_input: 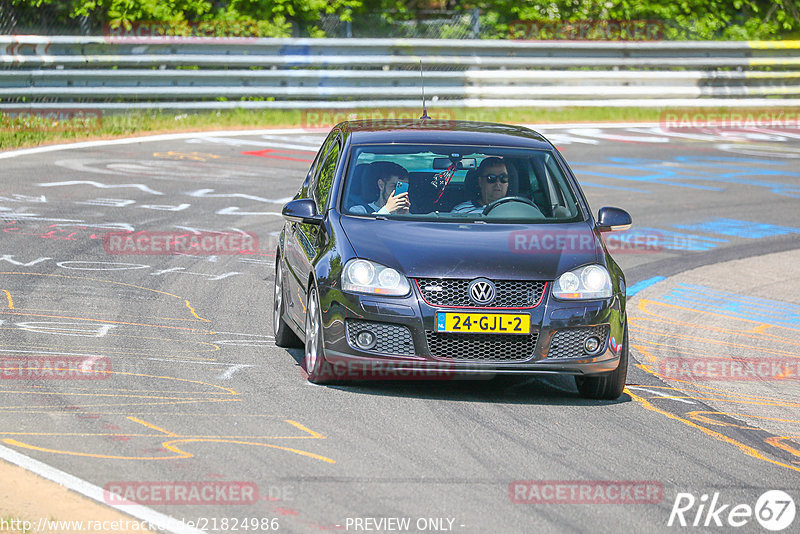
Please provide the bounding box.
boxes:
[350,161,411,215]
[451,157,509,214]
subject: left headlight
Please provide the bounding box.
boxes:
[342,259,410,296]
[552,265,612,300]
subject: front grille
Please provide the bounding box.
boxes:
[547,325,610,359]
[415,279,547,308]
[425,331,539,362]
[346,319,416,356]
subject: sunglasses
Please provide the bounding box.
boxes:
[481,173,509,184]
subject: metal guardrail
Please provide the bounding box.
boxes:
[1,36,799,110]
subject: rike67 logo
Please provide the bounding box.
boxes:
[668,490,795,531]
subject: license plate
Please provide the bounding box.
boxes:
[436,312,530,334]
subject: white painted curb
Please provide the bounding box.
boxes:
[0,128,311,160]
[0,443,206,534]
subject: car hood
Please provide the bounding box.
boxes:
[339,216,602,280]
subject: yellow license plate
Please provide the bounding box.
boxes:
[436,312,530,334]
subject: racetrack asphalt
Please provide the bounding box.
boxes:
[0,123,798,533]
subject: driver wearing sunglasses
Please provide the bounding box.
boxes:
[451,157,510,214]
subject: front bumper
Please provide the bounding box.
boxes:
[317,282,626,378]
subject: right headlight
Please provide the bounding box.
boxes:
[552,265,612,300]
[341,259,410,296]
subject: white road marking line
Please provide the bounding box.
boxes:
[0,211,85,224]
[142,358,255,366]
[522,122,662,130]
[37,180,163,195]
[0,443,206,534]
[238,258,275,265]
[215,207,283,216]
[566,127,670,143]
[211,332,274,338]
[0,349,107,357]
[196,136,319,151]
[627,386,696,404]
[186,188,292,204]
[538,133,600,145]
[260,134,324,146]
[216,364,253,380]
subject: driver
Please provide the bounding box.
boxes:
[451,157,509,214]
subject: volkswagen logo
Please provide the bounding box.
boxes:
[468,278,496,305]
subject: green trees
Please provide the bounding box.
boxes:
[488,0,800,40]
[7,0,358,36]
[5,0,800,39]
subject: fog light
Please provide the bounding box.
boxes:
[584,336,602,354]
[355,331,376,350]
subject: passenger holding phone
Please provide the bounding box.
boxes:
[350,161,411,215]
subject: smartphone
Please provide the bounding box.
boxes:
[394,181,409,196]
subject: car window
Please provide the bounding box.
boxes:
[543,153,580,218]
[313,138,341,210]
[304,131,337,198]
[341,144,584,223]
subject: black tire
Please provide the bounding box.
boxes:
[273,255,301,348]
[303,286,333,384]
[575,323,629,400]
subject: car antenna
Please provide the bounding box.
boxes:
[419,60,430,120]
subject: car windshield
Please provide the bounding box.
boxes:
[340,144,584,223]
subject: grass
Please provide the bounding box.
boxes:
[1,105,797,151]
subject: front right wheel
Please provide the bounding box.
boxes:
[575,323,628,400]
[303,286,332,384]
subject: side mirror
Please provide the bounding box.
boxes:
[596,207,632,232]
[283,199,323,225]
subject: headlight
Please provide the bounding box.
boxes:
[552,265,612,300]
[342,259,410,296]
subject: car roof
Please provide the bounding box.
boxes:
[339,119,554,149]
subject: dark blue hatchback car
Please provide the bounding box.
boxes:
[274,120,632,399]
